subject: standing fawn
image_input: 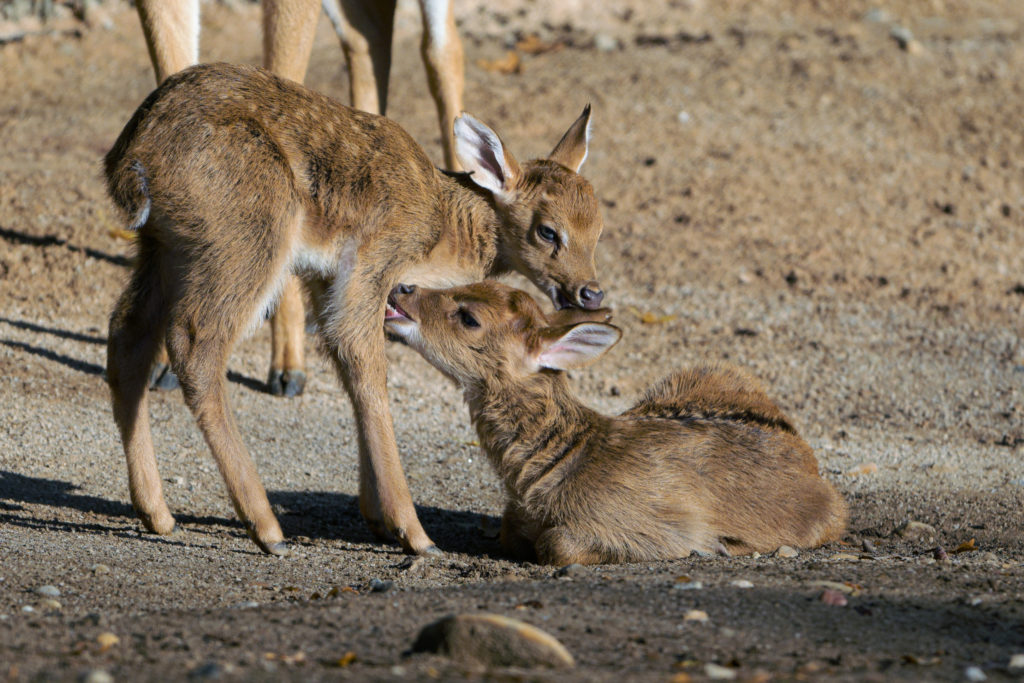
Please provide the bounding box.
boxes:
[384,281,849,565]
[134,0,465,396]
[105,62,604,557]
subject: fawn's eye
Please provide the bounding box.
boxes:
[536,224,558,244]
[458,309,480,328]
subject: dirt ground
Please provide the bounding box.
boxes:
[1,0,1023,680]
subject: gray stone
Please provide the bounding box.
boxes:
[964,665,987,682]
[81,670,114,683]
[368,578,393,593]
[894,520,936,541]
[412,613,574,668]
[553,563,588,579]
[35,585,60,597]
[593,34,620,52]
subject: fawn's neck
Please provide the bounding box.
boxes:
[467,372,605,499]
[433,172,509,279]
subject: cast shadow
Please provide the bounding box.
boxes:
[0,225,131,267]
[0,316,268,393]
[0,470,502,557]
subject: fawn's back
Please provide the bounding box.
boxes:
[106,63,439,251]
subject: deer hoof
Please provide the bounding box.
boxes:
[267,369,306,397]
[140,512,176,536]
[148,364,180,391]
[260,540,290,557]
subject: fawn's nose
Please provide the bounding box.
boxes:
[578,283,604,309]
[394,283,417,296]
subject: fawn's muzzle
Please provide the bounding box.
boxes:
[578,283,604,309]
[386,284,417,321]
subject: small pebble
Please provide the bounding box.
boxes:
[730,579,753,588]
[776,545,799,558]
[677,110,692,125]
[890,25,916,50]
[831,553,860,561]
[189,661,224,679]
[21,605,35,613]
[820,589,848,606]
[368,578,393,593]
[862,539,877,553]
[684,609,709,622]
[35,585,60,598]
[40,599,61,611]
[933,546,950,562]
[90,564,111,575]
[96,632,120,651]
[894,520,936,541]
[965,665,987,682]
[704,663,737,680]
[82,670,114,683]
[1008,654,1024,669]
[553,563,588,579]
[672,580,704,591]
[593,34,619,52]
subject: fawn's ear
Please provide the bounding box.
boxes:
[534,321,621,371]
[454,113,522,203]
[548,104,592,173]
[546,306,613,327]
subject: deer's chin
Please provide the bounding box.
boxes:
[383,308,417,339]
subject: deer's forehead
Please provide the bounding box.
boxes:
[534,180,600,233]
[451,288,545,327]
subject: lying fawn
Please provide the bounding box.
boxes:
[105,62,605,556]
[134,0,465,396]
[384,281,849,565]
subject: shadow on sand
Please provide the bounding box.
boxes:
[0,470,501,557]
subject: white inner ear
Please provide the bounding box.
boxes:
[454,114,510,198]
[576,117,592,172]
[536,323,620,370]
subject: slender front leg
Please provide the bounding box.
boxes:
[268,276,307,397]
[418,0,464,170]
[332,0,398,115]
[263,0,321,83]
[317,273,437,555]
[135,0,200,84]
[262,0,320,396]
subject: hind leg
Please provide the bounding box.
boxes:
[166,307,288,556]
[535,526,605,566]
[108,257,175,535]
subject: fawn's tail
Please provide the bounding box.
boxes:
[103,88,164,231]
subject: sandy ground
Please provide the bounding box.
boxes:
[1,0,1023,680]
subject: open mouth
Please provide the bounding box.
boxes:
[385,294,413,322]
[549,286,575,310]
